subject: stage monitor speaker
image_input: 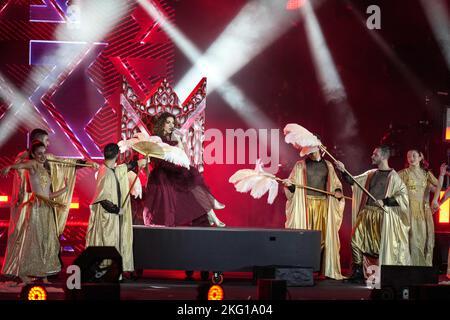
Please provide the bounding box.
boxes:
[257,279,287,300]
[381,265,438,288]
[372,284,450,300]
[73,246,123,283]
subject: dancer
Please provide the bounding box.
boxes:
[1,141,70,284]
[284,149,345,280]
[335,145,410,283]
[398,149,446,266]
[1,128,97,280]
[86,143,146,275]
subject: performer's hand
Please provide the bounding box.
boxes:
[91,162,100,170]
[335,160,345,172]
[334,190,343,200]
[440,163,448,177]
[282,179,293,187]
[431,200,440,212]
[118,208,124,216]
[0,166,10,176]
[376,199,384,209]
[137,159,147,168]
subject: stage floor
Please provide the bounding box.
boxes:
[0,256,448,301]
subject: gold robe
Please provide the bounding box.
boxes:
[16,194,62,277]
[351,169,411,266]
[1,153,77,277]
[1,151,31,276]
[86,164,134,272]
[285,159,345,280]
[398,168,438,266]
[47,154,77,235]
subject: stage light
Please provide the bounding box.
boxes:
[0,195,8,202]
[70,202,80,209]
[207,285,224,300]
[0,0,126,149]
[175,0,299,100]
[70,197,80,209]
[21,285,48,301]
[286,0,306,10]
[420,0,450,71]
[439,191,450,224]
[137,0,295,168]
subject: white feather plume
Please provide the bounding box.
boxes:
[229,159,279,204]
[283,123,321,156]
[118,132,191,169]
[250,175,279,204]
[160,144,191,169]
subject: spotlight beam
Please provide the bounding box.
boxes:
[419,0,450,72]
[0,0,126,148]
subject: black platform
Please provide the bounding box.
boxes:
[133,226,321,272]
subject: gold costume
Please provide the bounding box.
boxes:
[15,166,65,278]
[86,164,134,272]
[1,151,31,276]
[398,167,438,266]
[46,155,78,235]
[351,170,411,266]
[1,153,77,277]
[285,160,345,280]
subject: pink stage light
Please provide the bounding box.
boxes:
[286,0,306,10]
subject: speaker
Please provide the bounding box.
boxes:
[381,265,438,288]
[257,279,287,300]
[434,232,450,273]
[73,246,123,283]
[372,284,450,300]
[66,247,122,300]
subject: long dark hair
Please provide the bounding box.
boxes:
[29,140,46,159]
[151,112,178,138]
[406,149,429,171]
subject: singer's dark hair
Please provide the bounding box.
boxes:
[151,112,178,138]
[405,149,429,171]
[29,128,48,144]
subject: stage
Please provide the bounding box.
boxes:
[0,0,450,306]
[0,255,372,300]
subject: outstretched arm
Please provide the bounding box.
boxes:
[1,160,37,176]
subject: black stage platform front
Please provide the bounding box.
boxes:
[133,226,321,272]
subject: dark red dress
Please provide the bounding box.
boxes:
[143,138,214,227]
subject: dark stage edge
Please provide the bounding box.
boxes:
[0,257,449,300]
